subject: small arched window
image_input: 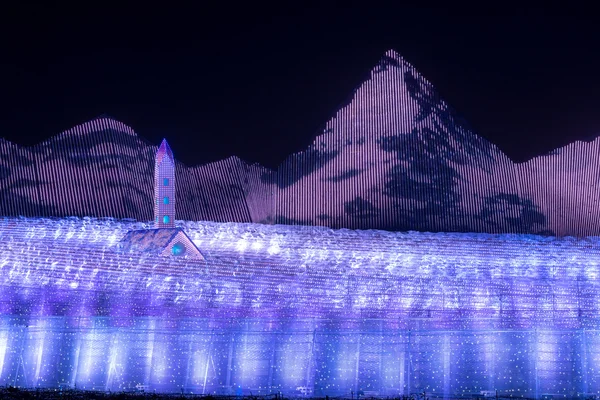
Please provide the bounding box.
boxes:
[163,215,170,224]
[172,242,186,256]
[163,196,169,204]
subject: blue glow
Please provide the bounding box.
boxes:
[171,242,185,256]
[163,196,169,205]
[163,178,169,186]
[163,215,169,224]
[1,216,600,396]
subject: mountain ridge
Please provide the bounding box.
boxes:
[1,50,599,236]
[0,49,587,168]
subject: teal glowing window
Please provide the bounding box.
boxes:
[163,178,169,186]
[163,215,170,224]
[163,196,169,205]
[171,242,186,256]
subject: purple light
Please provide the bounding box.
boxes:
[155,139,175,229]
[1,50,600,397]
[0,216,599,396]
[1,51,599,237]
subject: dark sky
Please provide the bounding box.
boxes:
[1,5,599,168]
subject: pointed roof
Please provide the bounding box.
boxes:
[156,138,174,164]
[118,228,204,260]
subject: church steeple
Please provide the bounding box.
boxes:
[154,139,175,228]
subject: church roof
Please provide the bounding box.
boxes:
[118,228,204,259]
[156,138,174,164]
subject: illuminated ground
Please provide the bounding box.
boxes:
[0,216,599,397]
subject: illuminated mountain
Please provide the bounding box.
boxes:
[1,50,599,236]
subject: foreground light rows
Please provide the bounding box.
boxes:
[1,217,600,397]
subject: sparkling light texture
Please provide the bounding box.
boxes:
[155,139,175,229]
[2,50,600,236]
[1,216,600,397]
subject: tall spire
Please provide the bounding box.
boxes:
[154,138,175,228]
[156,138,174,164]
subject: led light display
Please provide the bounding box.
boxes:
[1,49,600,398]
[155,139,175,229]
[2,50,600,236]
[0,216,599,397]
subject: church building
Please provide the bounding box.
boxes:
[118,139,204,259]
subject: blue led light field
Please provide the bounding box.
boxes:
[0,217,599,397]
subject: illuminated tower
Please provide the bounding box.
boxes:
[154,139,175,228]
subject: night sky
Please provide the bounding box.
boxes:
[1,6,599,169]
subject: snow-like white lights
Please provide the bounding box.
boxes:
[1,217,600,396]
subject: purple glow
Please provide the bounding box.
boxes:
[2,51,600,237]
[155,139,175,229]
[2,50,600,397]
[0,216,599,396]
